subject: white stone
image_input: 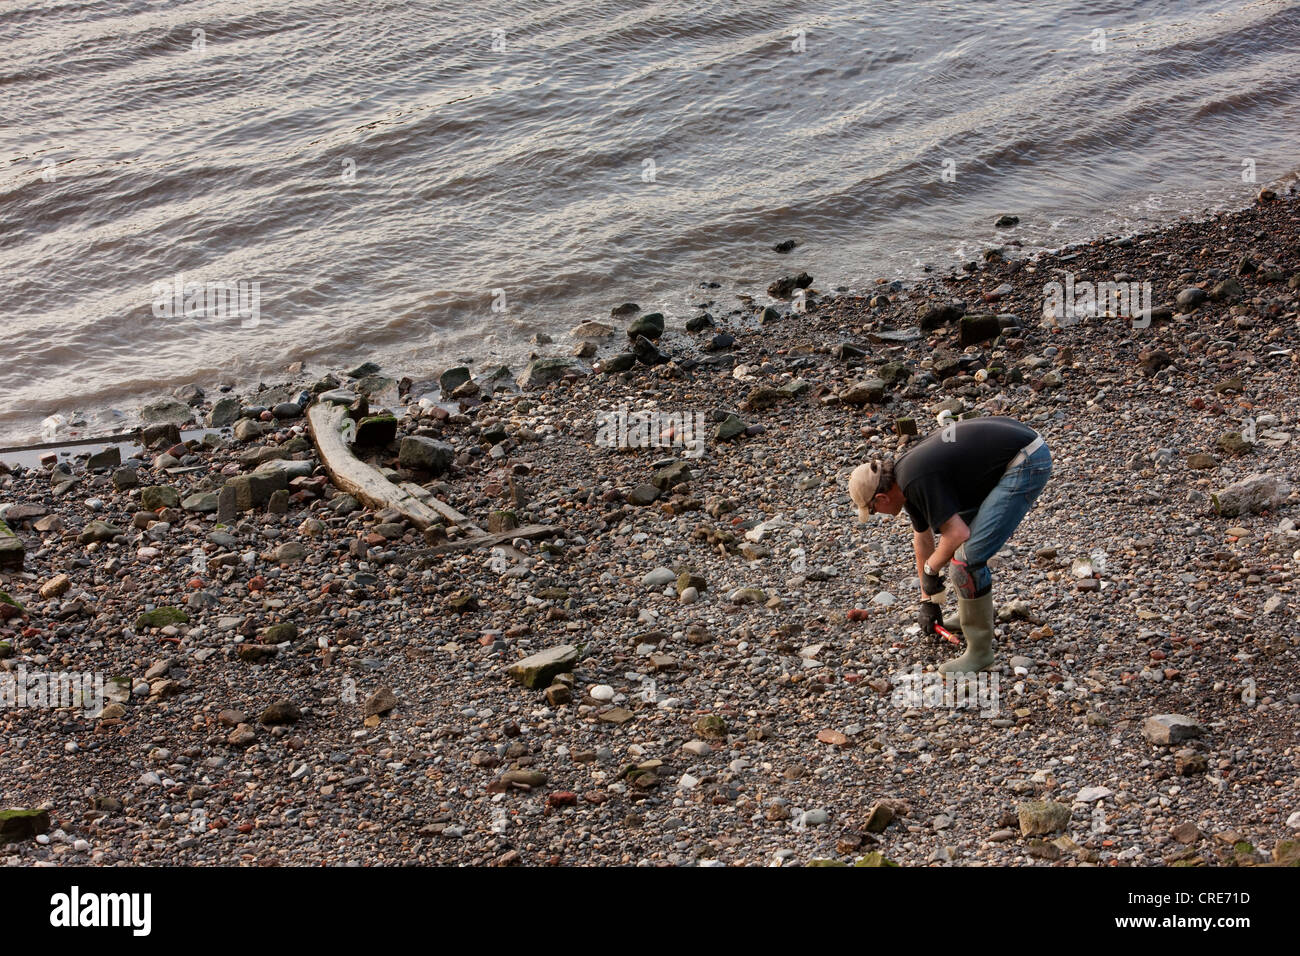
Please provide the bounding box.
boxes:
[590,684,615,702]
[1077,786,1113,802]
[641,567,675,588]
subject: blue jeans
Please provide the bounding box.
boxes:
[950,443,1052,597]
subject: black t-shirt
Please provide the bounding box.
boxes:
[894,416,1038,533]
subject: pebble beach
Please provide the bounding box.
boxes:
[2,193,1299,867]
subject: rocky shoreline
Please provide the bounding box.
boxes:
[2,194,1299,867]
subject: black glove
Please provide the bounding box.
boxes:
[917,600,943,636]
[921,569,946,598]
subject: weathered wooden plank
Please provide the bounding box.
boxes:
[421,524,560,555]
[306,403,455,531]
[399,481,483,534]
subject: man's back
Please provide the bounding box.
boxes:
[895,416,1038,532]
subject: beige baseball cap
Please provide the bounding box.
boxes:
[848,461,885,523]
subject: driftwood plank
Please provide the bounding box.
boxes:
[307,403,559,549]
[422,524,560,555]
[306,403,451,531]
[400,481,483,534]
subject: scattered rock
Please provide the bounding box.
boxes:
[508,645,580,689]
[1142,714,1203,746]
[1017,800,1072,837]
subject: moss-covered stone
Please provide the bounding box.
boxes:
[1017,800,1071,836]
[448,592,479,613]
[141,485,180,511]
[1271,840,1300,866]
[693,715,728,740]
[0,520,25,571]
[136,606,190,629]
[855,852,899,867]
[354,415,397,447]
[675,572,707,595]
[1217,432,1253,457]
[0,808,51,843]
[259,622,299,643]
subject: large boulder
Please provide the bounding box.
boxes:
[354,415,397,447]
[77,520,123,544]
[438,367,472,395]
[208,397,243,427]
[959,313,1000,346]
[141,485,180,511]
[1211,473,1290,517]
[398,437,454,475]
[919,300,964,330]
[140,398,193,427]
[1142,714,1203,746]
[570,320,614,339]
[508,645,580,689]
[767,273,812,299]
[839,379,887,405]
[626,312,665,340]
[1017,800,1071,836]
[223,471,288,512]
[0,520,23,570]
[0,809,50,843]
[136,606,190,629]
[517,358,579,388]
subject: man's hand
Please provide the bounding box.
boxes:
[921,568,946,598]
[918,600,943,636]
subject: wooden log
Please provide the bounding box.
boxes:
[399,481,483,534]
[306,403,456,531]
[420,523,560,555]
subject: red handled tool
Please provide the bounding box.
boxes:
[933,623,961,645]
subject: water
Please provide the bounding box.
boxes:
[3,0,1299,443]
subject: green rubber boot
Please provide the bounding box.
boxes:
[942,610,961,632]
[938,592,996,673]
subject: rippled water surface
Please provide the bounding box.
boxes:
[2,0,1299,441]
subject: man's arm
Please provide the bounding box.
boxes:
[912,529,935,601]
[926,513,971,573]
